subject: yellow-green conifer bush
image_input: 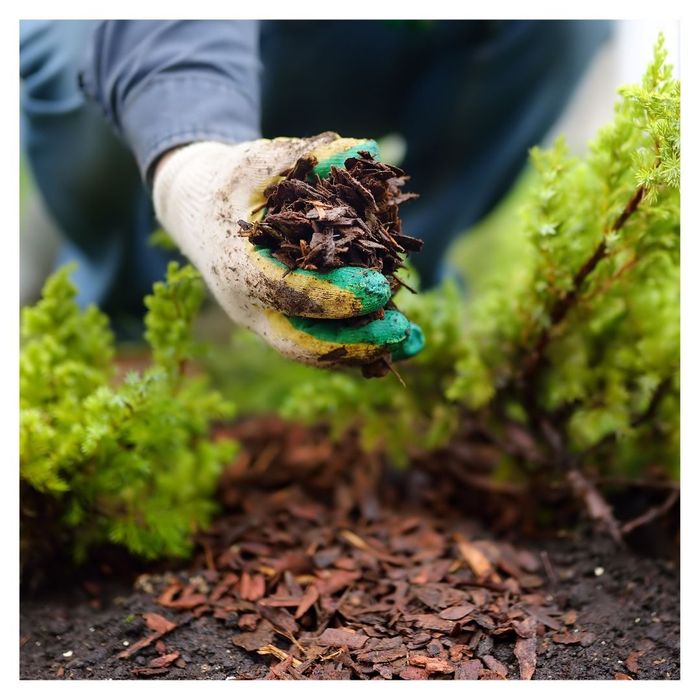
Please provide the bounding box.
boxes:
[282,37,680,491]
[20,262,236,564]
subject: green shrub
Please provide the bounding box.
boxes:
[282,36,680,481]
[20,262,236,562]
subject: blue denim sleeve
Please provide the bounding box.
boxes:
[79,20,262,182]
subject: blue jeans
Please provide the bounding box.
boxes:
[20,20,611,318]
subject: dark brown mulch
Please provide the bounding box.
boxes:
[238,152,422,278]
[19,417,679,680]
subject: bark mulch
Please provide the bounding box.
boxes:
[238,152,422,277]
[20,417,679,680]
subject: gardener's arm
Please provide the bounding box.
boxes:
[79,20,262,182]
[81,21,423,368]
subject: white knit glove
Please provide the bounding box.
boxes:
[153,132,423,367]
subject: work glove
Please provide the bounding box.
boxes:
[153,131,424,369]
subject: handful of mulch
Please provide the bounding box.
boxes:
[237,152,423,379]
[238,151,422,281]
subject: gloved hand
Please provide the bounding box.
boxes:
[153,131,424,368]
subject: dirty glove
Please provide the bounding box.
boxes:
[153,132,424,368]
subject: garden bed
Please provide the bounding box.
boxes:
[20,417,679,681]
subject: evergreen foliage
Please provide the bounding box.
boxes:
[20,262,236,561]
[282,37,680,481]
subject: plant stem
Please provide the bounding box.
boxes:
[620,488,679,536]
[520,184,646,383]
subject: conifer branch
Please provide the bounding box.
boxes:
[520,183,647,384]
[20,262,237,563]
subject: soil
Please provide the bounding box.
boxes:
[20,418,679,681]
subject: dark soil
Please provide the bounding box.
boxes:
[20,533,679,680]
[20,418,679,680]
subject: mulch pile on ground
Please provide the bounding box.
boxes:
[238,152,422,281]
[116,418,598,681]
[20,416,679,680]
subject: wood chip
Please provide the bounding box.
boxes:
[479,668,508,680]
[238,613,259,631]
[438,604,476,620]
[483,654,508,677]
[257,644,302,667]
[356,647,407,664]
[409,654,455,674]
[399,666,430,680]
[454,534,494,579]
[625,649,643,674]
[231,620,276,652]
[143,612,176,635]
[318,627,369,650]
[117,612,178,659]
[514,636,537,680]
[454,659,483,680]
[562,610,578,625]
[407,613,462,634]
[239,572,266,601]
[294,585,319,619]
[513,616,538,638]
[149,652,180,669]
